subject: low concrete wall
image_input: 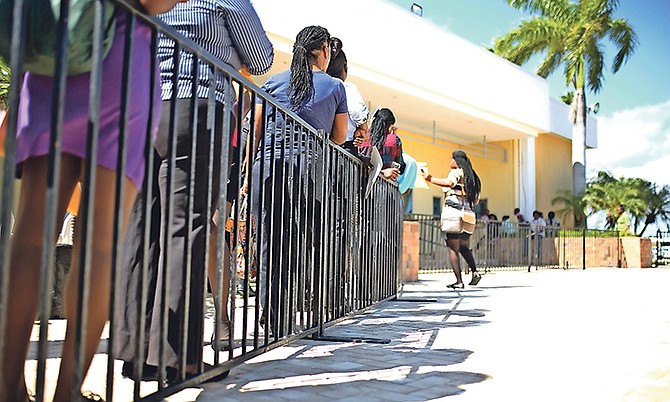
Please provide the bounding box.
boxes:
[620,237,652,268]
[403,227,653,272]
[401,221,420,282]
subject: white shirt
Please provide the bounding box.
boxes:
[530,217,547,236]
[343,81,369,142]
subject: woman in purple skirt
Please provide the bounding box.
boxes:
[1,1,183,401]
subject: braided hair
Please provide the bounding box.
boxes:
[288,26,331,111]
[452,150,481,207]
[326,37,347,81]
[369,107,396,151]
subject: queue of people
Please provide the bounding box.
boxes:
[0,0,479,399]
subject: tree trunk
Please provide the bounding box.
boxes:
[571,86,587,196]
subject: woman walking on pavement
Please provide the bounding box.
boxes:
[420,150,482,288]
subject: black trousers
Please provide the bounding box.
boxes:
[251,158,322,335]
[147,99,228,367]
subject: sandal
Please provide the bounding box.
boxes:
[469,273,482,286]
[210,321,232,352]
[447,283,464,289]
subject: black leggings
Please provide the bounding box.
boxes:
[445,233,477,274]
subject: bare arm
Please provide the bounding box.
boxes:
[139,0,184,16]
[330,113,348,145]
[253,103,263,155]
[419,169,455,188]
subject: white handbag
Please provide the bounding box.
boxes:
[441,204,464,233]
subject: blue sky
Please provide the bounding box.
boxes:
[387,0,670,187]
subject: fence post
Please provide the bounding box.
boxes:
[527,232,532,272]
[582,227,586,270]
[618,230,622,268]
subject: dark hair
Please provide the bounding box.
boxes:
[369,107,396,151]
[326,37,347,81]
[288,26,331,111]
[452,150,481,207]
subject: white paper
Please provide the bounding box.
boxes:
[365,146,383,199]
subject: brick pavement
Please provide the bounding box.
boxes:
[171,268,670,402]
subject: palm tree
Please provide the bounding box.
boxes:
[494,0,637,196]
[584,171,645,229]
[633,183,670,237]
[552,189,587,228]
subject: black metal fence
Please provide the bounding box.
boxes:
[406,214,621,272]
[652,230,670,266]
[0,1,402,400]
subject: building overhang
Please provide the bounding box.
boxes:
[252,0,595,150]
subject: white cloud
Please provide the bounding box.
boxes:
[587,99,670,186]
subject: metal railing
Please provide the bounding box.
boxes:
[406,214,621,272]
[0,1,402,400]
[652,230,670,266]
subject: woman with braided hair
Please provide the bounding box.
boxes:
[420,150,482,288]
[326,37,370,156]
[252,25,347,335]
[359,107,405,181]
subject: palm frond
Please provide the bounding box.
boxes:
[608,19,638,72]
[494,18,561,66]
[536,49,563,78]
[585,41,605,93]
[508,0,573,22]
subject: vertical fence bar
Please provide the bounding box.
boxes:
[105,9,134,400]
[582,227,586,270]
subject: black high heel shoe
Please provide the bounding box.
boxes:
[447,282,464,289]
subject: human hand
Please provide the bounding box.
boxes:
[353,126,368,147]
[419,168,431,183]
[382,167,400,181]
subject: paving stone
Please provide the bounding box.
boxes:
[23,269,670,401]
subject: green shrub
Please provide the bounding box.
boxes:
[559,228,621,238]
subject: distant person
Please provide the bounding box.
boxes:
[546,210,560,237]
[530,210,546,260]
[501,215,515,237]
[616,205,631,234]
[546,211,560,227]
[359,107,405,181]
[420,150,482,288]
[514,207,526,224]
[325,37,369,156]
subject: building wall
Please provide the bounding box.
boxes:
[535,133,573,217]
[401,132,516,218]
[473,141,516,219]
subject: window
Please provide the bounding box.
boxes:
[475,198,488,218]
[433,197,441,216]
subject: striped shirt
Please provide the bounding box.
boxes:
[158,0,274,103]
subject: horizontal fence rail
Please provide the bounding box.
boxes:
[0,1,402,400]
[406,214,621,273]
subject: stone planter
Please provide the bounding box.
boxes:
[620,237,652,268]
[401,221,419,282]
